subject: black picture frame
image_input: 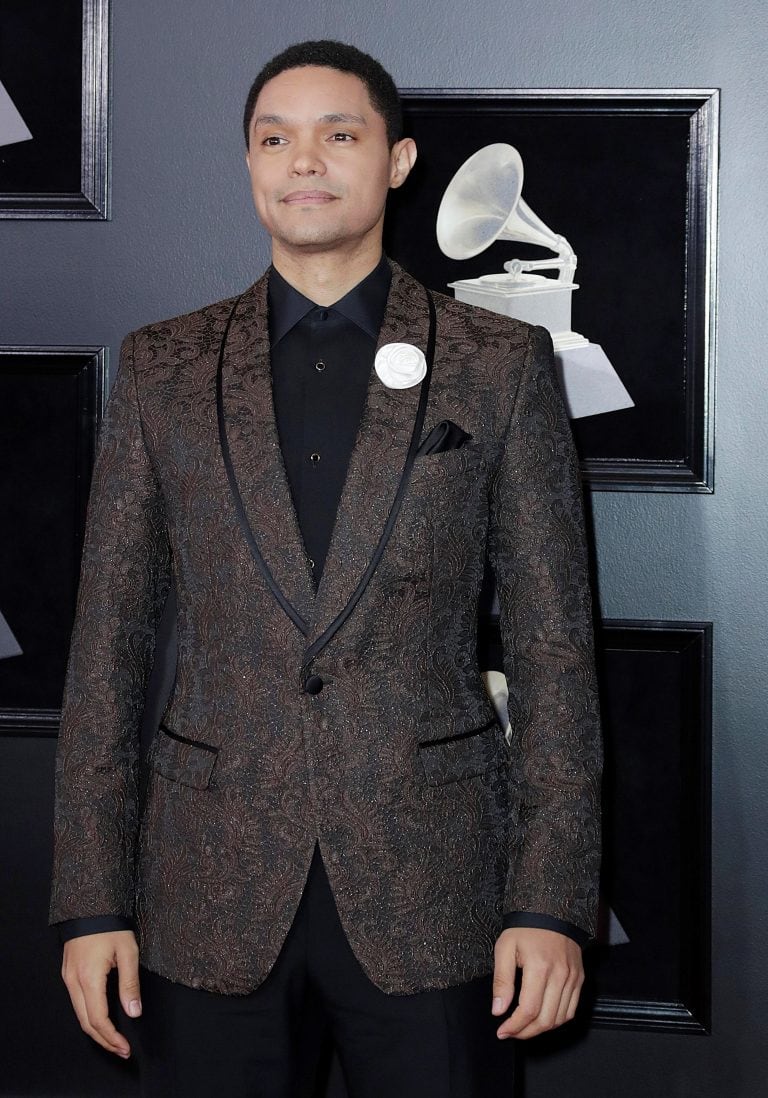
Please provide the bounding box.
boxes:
[0,348,106,734]
[386,90,718,492]
[478,618,712,1033]
[0,0,110,219]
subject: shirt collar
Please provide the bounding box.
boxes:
[267,254,392,346]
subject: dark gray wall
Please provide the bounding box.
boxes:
[3,1,766,1094]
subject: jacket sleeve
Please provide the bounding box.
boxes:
[54,915,137,943]
[48,331,172,926]
[501,910,591,947]
[487,324,603,939]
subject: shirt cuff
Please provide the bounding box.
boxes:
[54,916,136,944]
[501,911,591,948]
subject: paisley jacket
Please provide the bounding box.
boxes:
[48,260,602,995]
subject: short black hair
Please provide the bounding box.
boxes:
[243,40,402,149]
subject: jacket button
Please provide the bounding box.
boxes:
[303,674,324,695]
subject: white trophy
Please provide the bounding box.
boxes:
[0,79,32,148]
[436,143,633,419]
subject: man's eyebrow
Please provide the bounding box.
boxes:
[318,113,367,125]
[252,112,367,128]
[252,114,287,128]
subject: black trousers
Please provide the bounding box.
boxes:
[121,840,516,1097]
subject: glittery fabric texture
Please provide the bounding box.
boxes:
[48,260,602,996]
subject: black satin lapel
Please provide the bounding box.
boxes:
[216,275,316,634]
[304,266,436,663]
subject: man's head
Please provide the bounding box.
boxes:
[243,40,402,151]
[242,41,416,262]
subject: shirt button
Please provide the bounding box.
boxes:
[310,452,320,463]
[315,360,326,371]
[317,309,328,321]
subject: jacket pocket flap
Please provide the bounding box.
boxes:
[153,723,219,789]
[417,717,508,784]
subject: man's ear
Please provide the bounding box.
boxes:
[389,137,417,190]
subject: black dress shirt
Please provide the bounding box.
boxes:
[56,254,589,950]
[267,254,391,583]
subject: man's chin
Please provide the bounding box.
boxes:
[273,228,356,252]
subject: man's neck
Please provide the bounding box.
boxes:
[270,243,384,306]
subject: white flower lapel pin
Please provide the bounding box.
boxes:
[374,343,427,389]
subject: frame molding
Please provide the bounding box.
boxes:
[591,619,712,1034]
[479,616,712,1033]
[393,88,719,492]
[0,0,111,219]
[0,346,106,734]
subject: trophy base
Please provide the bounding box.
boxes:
[448,275,578,335]
[555,343,635,420]
[447,278,634,419]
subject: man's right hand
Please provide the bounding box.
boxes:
[61,930,141,1058]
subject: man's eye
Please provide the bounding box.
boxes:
[330,132,354,142]
[262,135,285,146]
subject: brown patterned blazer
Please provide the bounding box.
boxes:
[48,259,602,996]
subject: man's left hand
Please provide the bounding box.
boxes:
[491,927,584,1039]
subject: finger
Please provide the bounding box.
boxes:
[554,961,584,1027]
[564,971,585,1022]
[499,961,548,1037]
[64,977,95,1042]
[80,972,131,1057]
[506,963,567,1039]
[491,942,519,1015]
[67,975,130,1057]
[544,958,580,1031]
[116,940,142,1019]
[553,974,575,1028]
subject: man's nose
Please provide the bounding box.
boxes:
[289,142,326,176]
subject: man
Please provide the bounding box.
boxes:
[49,40,602,1097]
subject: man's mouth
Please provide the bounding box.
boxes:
[281,190,337,205]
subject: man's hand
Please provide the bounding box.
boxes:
[491,927,584,1039]
[61,930,141,1058]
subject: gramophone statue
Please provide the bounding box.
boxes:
[436,143,633,419]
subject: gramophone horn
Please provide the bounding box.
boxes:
[436,142,567,261]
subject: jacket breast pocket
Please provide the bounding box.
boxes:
[417,716,509,785]
[411,439,487,477]
[152,723,219,790]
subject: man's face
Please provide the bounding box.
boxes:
[245,65,415,256]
